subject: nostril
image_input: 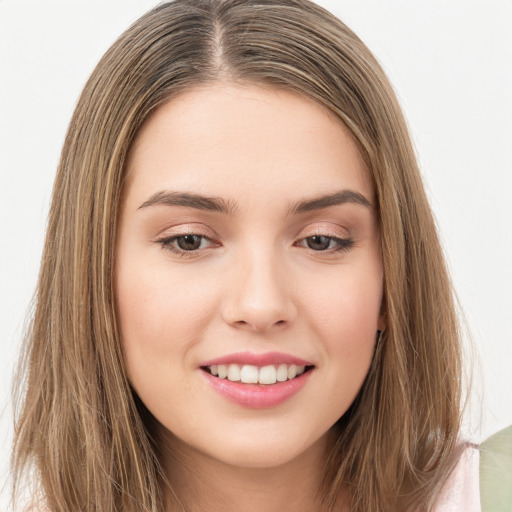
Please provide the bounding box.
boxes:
[232,318,288,331]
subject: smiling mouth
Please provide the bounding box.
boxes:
[201,363,314,385]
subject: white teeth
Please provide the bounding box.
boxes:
[276,364,288,382]
[207,363,310,384]
[217,364,227,379]
[259,365,277,385]
[240,365,259,384]
[227,364,241,381]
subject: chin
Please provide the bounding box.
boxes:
[198,428,329,470]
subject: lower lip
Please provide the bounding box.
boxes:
[201,369,312,408]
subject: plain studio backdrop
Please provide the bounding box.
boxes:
[0,0,511,507]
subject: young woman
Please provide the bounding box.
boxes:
[11,0,480,510]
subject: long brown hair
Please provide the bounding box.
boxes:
[12,1,463,510]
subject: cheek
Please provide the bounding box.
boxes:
[115,260,221,426]
[307,270,382,336]
[115,260,218,368]
[301,265,382,379]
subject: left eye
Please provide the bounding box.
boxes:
[298,235,353,252]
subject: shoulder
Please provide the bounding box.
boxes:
[433,425,512,512]
[479,425,512,512]
[433,443,481,512]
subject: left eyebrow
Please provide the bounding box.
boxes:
[288,189,373,215]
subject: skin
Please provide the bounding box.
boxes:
[115,83,385,512]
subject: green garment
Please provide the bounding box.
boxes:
[480,425,512,512]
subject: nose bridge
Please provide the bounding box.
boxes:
[223,242,296,332]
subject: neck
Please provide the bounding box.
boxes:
[157,429,349,512]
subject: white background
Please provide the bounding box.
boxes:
[1,1,511,508]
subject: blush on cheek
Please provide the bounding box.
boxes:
[307,285,380,370]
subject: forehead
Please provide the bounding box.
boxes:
[124,83,374,211]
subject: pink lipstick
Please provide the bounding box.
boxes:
[199,351,314,408]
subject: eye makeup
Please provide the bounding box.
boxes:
[155,229,355,258]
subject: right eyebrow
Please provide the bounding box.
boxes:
[138,190,238,216]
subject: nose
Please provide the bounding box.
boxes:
[221,248,297,333]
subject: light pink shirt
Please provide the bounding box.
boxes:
[433,446,481,512]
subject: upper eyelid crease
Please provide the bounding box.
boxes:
[138,189,372,216]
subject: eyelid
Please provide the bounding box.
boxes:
[153,222,217,240]
[297,222,350,240]
[153,222,354,256]
[152,223,221,257]
[293,222,355,253]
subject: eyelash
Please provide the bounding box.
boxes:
[156,233,354,256]
[296,234,354,253]
[157,234,215,256]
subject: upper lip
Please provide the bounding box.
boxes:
[200,351,314,367]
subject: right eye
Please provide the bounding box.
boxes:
[157,234,215,255]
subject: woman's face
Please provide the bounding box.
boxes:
[116,84,384,469]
